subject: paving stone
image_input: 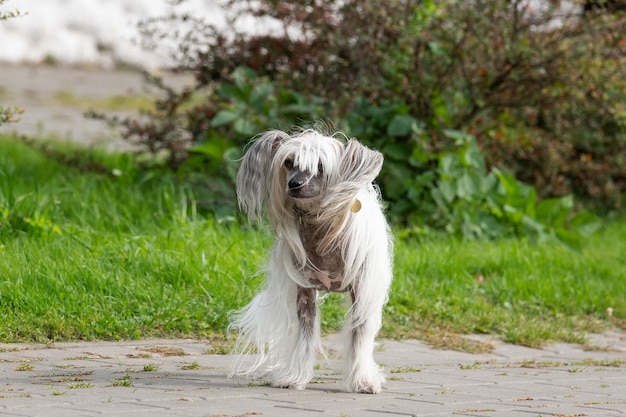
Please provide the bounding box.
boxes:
[1,332,625,416]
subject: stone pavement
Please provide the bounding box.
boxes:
[0,63,193,148]
[1,332,625,417]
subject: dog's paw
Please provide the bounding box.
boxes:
[354,378,382,394]
[346,372,384,394]
[272,381,307,390]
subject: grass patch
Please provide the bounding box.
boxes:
[15,363,35,371]
[68,382,95,389]
[111,373,133,387]
[142,363,159,372]
[181,361,201,370]
[421,332,494,353]
[387,222,626,348]
[576,358,625,367]
[389,366,422,374]
[142,347,187,357]
[0,136,624,348]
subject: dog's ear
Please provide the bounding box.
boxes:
[337,139,384,185]
[236,130,290,221]
[320,139,383,216]
[316,139,384,251]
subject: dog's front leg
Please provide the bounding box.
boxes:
[344,285,385,394]
[271,286,319,390]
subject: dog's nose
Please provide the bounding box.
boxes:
[288,178,305,190]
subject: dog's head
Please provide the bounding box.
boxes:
[273,132,342,203]
[237,129,383,225]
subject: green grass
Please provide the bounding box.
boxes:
[0,136,624,349]
[111,373,133,387]
[389,227,626,347]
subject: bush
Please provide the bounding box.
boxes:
[89,0,624,238]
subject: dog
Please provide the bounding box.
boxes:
[231,128,393,394]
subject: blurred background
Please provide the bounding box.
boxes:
[0,0,227,69]
[1,0,625,232]
[1,0,625,345]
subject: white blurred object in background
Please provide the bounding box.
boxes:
[0,0,227,69]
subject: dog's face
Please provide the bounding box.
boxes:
[273,134,343,205]
[283,157,324,200]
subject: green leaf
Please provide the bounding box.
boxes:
[210,110,239,128]
[438,180,456,203]
[536,196,573,226]
[524,187,537,217]
[232,66,256,90]
[503,204,524,224]
[463,144,485,171]
[457,173,479,199]
[249,82,274,111]
[520,213,546,235]
[233,118,256,136]
[568,210,602,237]
[480,172,498,194]
[494,170,520,197]
[189,136,228,159]
[383,161,413,199]
[428,41,447,56]
[432,94,451,125]
[406,182,424,204]
[387,114,418,137]
[443,129,473,145]
[440,154,458,176]
[415,170,436,187]
[383,143,410,161]
[555,227,583,251]
[430,188,450,213]
[217,82,237,100]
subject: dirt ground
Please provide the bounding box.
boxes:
[0,63,194,149]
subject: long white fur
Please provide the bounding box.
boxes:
[231,129,393,393]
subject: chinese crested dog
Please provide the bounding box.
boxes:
[231,129,393,394]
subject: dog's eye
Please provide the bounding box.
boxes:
[284,159,294,169]
[317,162,324,175]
